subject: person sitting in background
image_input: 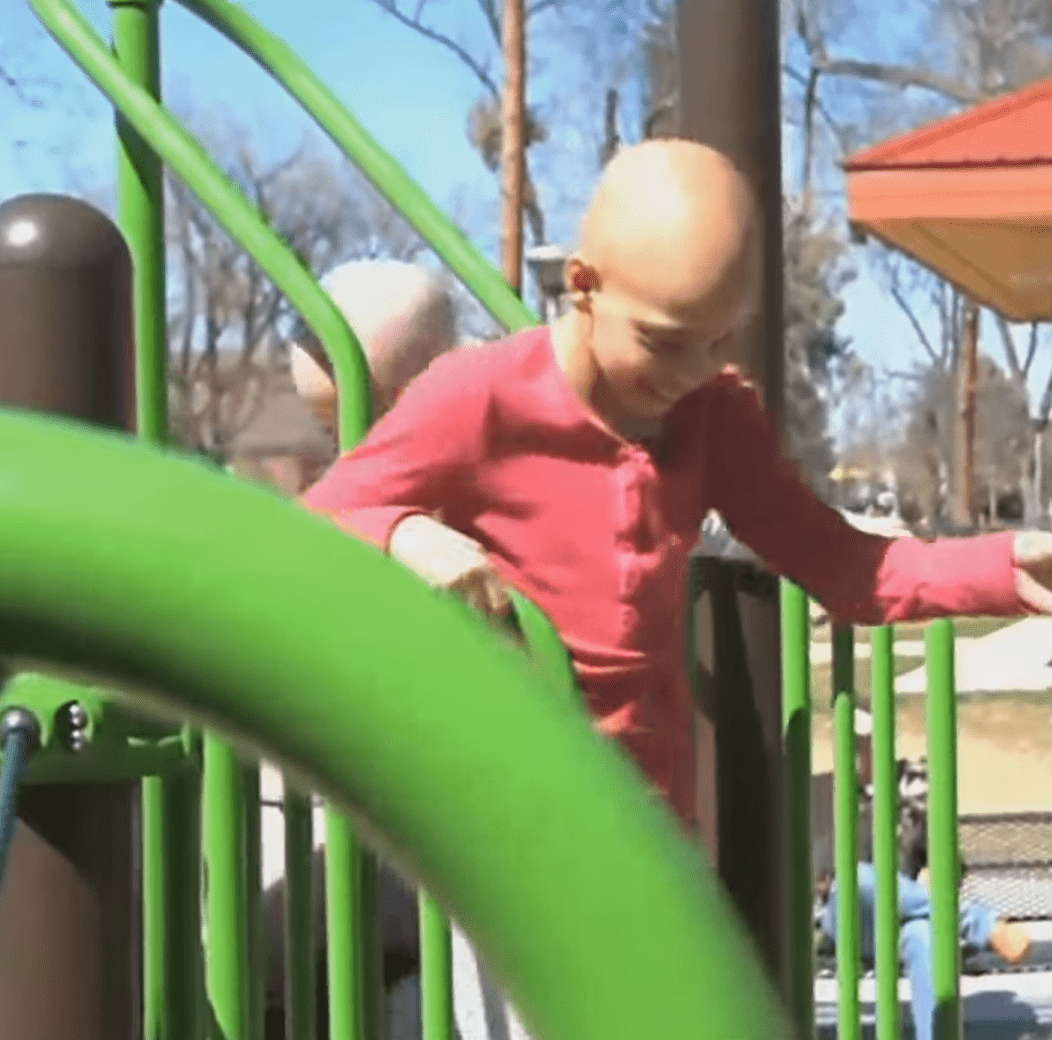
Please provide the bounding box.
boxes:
[816,708,1031,1040]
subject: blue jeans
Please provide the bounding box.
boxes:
[821,862,998,1040]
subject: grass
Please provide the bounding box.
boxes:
[813,694,1052,753]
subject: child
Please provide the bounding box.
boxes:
[300,139,1052,1038]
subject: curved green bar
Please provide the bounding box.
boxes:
[176,0,538,334]
[0,409,789,1040]
[28,0,371,445]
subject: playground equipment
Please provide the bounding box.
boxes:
[0,1,985,1039]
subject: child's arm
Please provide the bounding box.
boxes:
[300,350,511,620]
[709,376,1042,625]
[301,350,483,549]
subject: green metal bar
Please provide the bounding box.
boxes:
[107,3,205,1038]
[832,623,861,1040]
[203,735,251,1040]
[242,763,265,1040]
[174,0,536,334]
[325,810,368,1040]
[110,0,166,443]
[779,580,813,1040]
[870,626,899,1040]
[142,753,205,1040]
[926,619,961,1040]
[284,791,317,1040]
[420,893,455,1040]
[29,0,372,447]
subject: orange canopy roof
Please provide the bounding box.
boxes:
[844,76,1052,320]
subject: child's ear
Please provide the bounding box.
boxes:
[564,257,599,308]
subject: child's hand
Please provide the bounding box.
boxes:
[1013,530,1052,613]
[389,514,512,622]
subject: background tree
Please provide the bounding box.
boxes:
[785,0,1052,521]
[165,114,422,457]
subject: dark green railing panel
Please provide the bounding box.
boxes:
[832,623,861,1040]
[284,790,317,1040]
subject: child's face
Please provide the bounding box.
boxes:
[576,268,755,423]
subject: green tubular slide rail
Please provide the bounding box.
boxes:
[0,408,792,1040]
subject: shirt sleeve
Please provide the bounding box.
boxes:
[708,374,1026,625]
[300,349,490,551]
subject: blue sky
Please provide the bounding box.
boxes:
[3,0,1047,424]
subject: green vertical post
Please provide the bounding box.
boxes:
[203,736,251,1040]
[870,626,899,1040]
[832,623,861,1040]
[142,746,204,1040]
[323,348,377,1040]
[284,791,317,1040]
[110,0,168,441]
[109,2,204,1038]
[926,619,961,1040]
[242,763,264,1040]
[779,580,813,1040]
[420,893,455,1040]
[325,811,369,1040]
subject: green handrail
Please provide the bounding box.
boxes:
[0,406,791,1040]
[175,0,538,334]
[29,0,372,449]
[780,580,813,1040]
[870,626,899,1040]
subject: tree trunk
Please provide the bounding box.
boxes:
[952,299,979,528]
[1032,427,1045,525]
[500,0,526,293]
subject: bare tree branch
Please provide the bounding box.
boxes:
[993,312,1024,383]
[1037,364,1052,428]
[811,56,988,105]
[642,94,676,138]
[781,64,846,143]
[601,88,620,165]
[889,280,939,364]
[475,0,501,41]
[794,4,989,111]
[1025,322,1040,376]
[365,0,500,97]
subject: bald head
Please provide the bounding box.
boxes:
[291,259,457,428]
[576,140,759,327]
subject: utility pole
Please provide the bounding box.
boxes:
[500,0,526,294]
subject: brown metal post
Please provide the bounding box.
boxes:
[678,0,789,992]
[0,193,140,1040]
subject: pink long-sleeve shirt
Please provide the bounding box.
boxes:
[302,327,1025,825]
